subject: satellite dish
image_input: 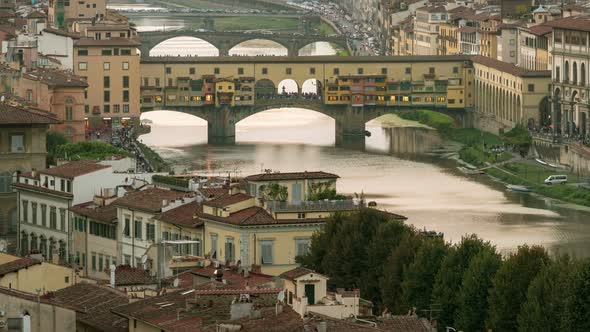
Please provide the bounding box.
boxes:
[173,278,179,288]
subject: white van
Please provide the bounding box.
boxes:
[544,175,568,185]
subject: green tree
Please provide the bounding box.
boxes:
[431,235,494,330]
[517,255,576,332]
[455,248,502,332]
[308,181,346,201]
[55,141,131,161]
[46,131,68,166]
[261,183,288,201]
[381,232,424,314]
[362,220,413,310]
[487,245,549,332]
[561,258,590,331]
[502,124,532,156]
[401,237,449,313]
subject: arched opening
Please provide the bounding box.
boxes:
[581,63,586,86]
[229,39,287,56]
[301,78,322,99]
[571,90,579,135]
[565,61,570,83]
[255,79,276,99]
[150,37,219,57]
[516,96,521,123]
[20,231,28,256]
[573,62,578,85]
[236,108,335,145]
[298,41,339,56]
[139,110,208,147]
[277,79,299,95]
[554,88,562,133]
[539,96,551,128]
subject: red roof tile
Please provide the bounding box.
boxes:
[190,265,274,289]
[69,202,117,223]
[0,257,40,276]
[202,206,326,226]
[156,201,203,228]
[23,69,88,88]
[204,193,252,208]
[114,187,189,213]
[0,103,60,125]
[279,267,327,282]
[109,265,157,286]
[545,15,590,32]
[198,187,229,200]
[471,55,551,77]
[39,160,110,179]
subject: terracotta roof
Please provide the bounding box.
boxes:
[114,188,189,213]
[416,6,446,13]
[279,267,327,282]
[12,182,73,198]
[23,69,88,88]
[69,202,117,224]
[377,316,433,331]
[198,187,228,200]
[526,25,553,36]
[42,27,81,39]
[545,16,590,32]
[190,264,274,289]
[74,37,141,47]
[204,193,252,208]
[25,11,45,19]
[109,265,157,286]
[46,283,129,332]
[156,201,203,228]
[223,306,304,332]
[0,103,60,125]
[0,257,40,276]
[244,171,339,182]
[39,160,110,179]
[457,26,477,33]
[471,55,551,77]
[202,206,326,227]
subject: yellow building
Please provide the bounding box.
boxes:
[244,171,339,204]
[0,253,80,293]
[438,24,460,55]
[73,37,141,131]
[214,78,236,107]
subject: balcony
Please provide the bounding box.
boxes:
[266,200,362,213]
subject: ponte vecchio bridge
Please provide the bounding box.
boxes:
[138,30,350,57]
[139,55,475,145]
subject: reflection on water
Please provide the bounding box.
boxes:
[140,110,590,257]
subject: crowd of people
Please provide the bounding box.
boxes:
[255,92,321,101]
[110,126,155,173]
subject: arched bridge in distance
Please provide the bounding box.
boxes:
[139,55,476,145]
[138,30,351,57]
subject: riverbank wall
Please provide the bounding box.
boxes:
[533,135,590,177]
[473,112,512,136]
[387,126,443,154]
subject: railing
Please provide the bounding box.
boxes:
[266,200,361,213]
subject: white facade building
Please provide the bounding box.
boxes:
[36,28,78,70]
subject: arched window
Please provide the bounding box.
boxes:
[556,66,560,82]
[20,231,28,256]
[581,63,586,86]
[0,172,12,193]
[564,61,570,83]
[40,236,47,259]
[573,62,578,85]
[65,97,74,121]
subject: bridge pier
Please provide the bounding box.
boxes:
[208,106,236,145]
[334,105,368,149]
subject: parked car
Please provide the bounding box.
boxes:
[544,175,568,185]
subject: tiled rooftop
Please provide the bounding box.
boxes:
[204,193,252,208]
[69,202,117,224]
[0,102,60,125]
[0,257,40,276]
[156,201,203,228]
[39,160,110,179]
[114,187,188,213]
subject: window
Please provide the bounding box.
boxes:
[40,204,47,227]
[113,105,120,113]
[453,66,459,74]
[65,98,74,121]
[101,49,112,56]
[296,238,310,257]
[103,62,110,70]
[143,77,149,86]
[103,105,110,113]
[134,219,142,239]
[333,68,340,75]
[104,76,110,88]
[77,49,88,56]
[286,68,292,75]
[10,134,24,152]
[155,78,160,87]
[114,48,119,56]
[238,67,244,75]
[91,253,96,271]
[122,62,129,70]
[260,240,273,264]
[121,49,131,55]
[85,105,89,113]
[190,67,196,75]
[528,84,535,92]
[405,67,411,74]
[262,68,268,75]
[146,224,155,241]
[310,67,316,75]
[31,202,37,224]
[98,254,103,272]
[123,76,129,88]
[123,90,129,102]
[21,200,28,223]
[78,62,87,70]
[210,234,218,259]
[381,67,388,75]
[124,255,131,265]
[166,67,171,74]
[123,216,130,237]
[357,68,364,75]
[123,105,129,113]
[214,67,220,74]
[104,90,110,102]
[297,213,306,219]
[49,206,57,229]
[193,238,201,256]
[429,67,435,74]
[225,238,235,262]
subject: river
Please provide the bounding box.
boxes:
[132,9,590,258]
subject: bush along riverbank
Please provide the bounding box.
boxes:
[136,141,171,173]
[401,110,590,207]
